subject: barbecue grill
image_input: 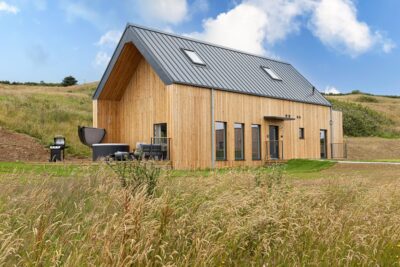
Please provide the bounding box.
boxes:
[49,135,67,162]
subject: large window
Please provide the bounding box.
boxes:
[215,122,226,161]
[252,124,261,160]
[234,123,244,160]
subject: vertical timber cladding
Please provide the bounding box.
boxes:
[332,110,344,144]
[169,84,332,169]
[118,58,170,150]
[93,58,334,169]
[212,89,332,168]
[93,55,171,151]
[93,99,120,143]
[167,84,212,170]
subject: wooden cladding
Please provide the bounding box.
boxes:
[98,43,143,101]
[93,48,343,169]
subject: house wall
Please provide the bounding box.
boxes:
[93,99,120,143]
[167,84,212,169]
[212,89,332,167]
[166,85,333,169]
[118,57,170,148]
[332,110,343,144]
[93,60,343,169]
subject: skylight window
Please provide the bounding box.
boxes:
[183,49,205,65]
[262,67,282,81]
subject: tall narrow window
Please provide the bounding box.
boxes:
[234,123,244,160]
[252,124,261,160]
[299,128,305,139]
[215,122,226,161]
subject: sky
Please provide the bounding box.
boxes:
[0,0,399,95]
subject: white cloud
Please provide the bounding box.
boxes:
[94,51,111,67]
[186,0,394,57]
[0,1,19,14]
[97,30,122,46]
[324,86,341,95]
[188,3,268,55]
[309,0,394,57]
[247,0,313,44]
[135,0,188,24]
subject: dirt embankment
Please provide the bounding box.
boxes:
[0,127,48,162]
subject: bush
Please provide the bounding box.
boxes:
[61,76,78,87]
[351,90,362,94]
[356,95,379,103]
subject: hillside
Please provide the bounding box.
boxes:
[327,93,400,135]
[0,83,96,158]
[327,93,400,160]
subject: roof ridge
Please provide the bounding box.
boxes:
[126,23,291,66]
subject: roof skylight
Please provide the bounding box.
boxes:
[262,67,282,81]
[183,49,205,65]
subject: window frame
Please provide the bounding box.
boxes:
[153,123,168,144]
[251,124,262,160]
[215,121,227,161]
[182,49,206,66]
[234,123,245,161]
[261,66,282,81]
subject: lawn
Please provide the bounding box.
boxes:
[0,160,399,266]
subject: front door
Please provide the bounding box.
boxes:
[320,130,327,159]
[269,125,279,159]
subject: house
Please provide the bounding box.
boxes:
[93,24,344,169]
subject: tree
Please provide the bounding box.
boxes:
[61,76,78,87]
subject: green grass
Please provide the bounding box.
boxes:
[0,162,97,177]
[285,159,335,173]
[0,159,333,178]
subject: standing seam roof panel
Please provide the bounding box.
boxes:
[95,24,331,106]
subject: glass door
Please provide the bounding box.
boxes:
[269,125,279,159]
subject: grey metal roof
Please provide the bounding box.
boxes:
[94,23,331,107]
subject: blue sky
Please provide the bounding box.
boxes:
[0,0,399,95]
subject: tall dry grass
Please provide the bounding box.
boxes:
[0,166,399,266]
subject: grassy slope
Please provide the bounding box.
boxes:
[0,83,96,157]
[327,93,400,160]
[1,161,400,265]
[327,93,400,134]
